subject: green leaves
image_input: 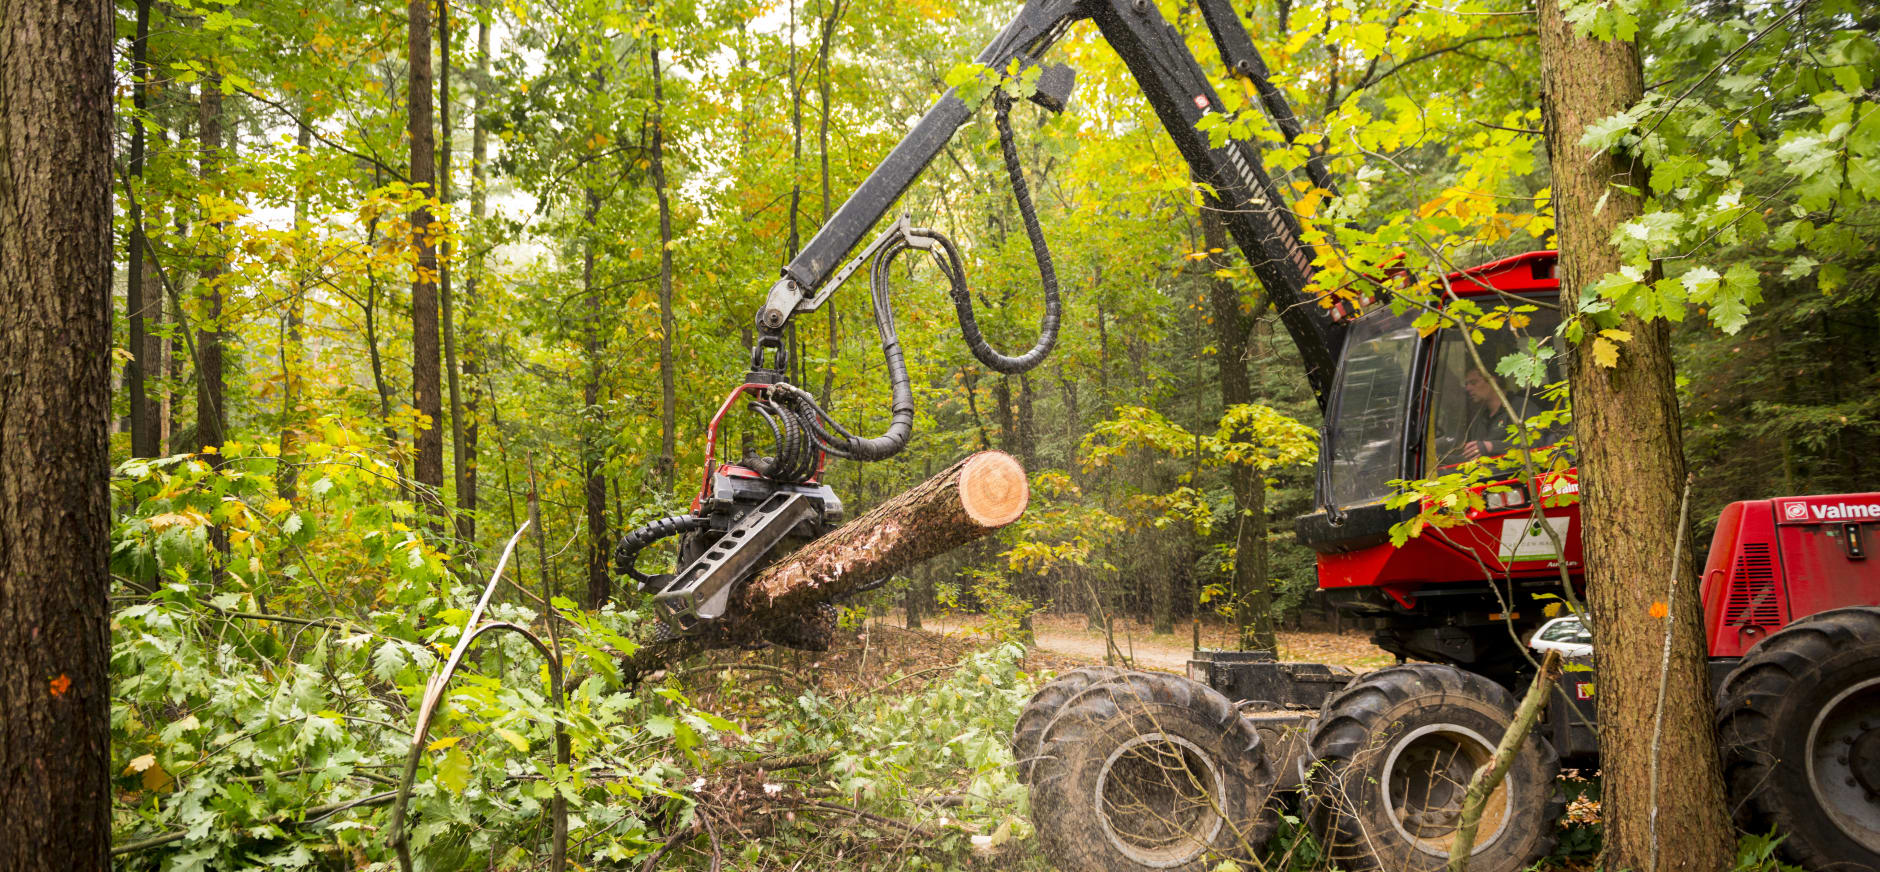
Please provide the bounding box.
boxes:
[435,746,472,793]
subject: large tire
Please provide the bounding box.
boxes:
[1030,671,1278,872]
[1013,666,1125,784]
[1716,606,1880,871]
[1306,663,1561,872]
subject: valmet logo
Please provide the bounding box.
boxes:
[1781,499,1880,523]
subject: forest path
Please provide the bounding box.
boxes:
[901,612,1394,673]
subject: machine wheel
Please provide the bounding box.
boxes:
[1716,606,1880,871]
[1030,671,1277,872]
[1012,666,1124,784]
[1306,664,1561,872]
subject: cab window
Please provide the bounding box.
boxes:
[1425,303,1565,471]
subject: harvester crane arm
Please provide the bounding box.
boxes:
[622,0,1355,638]
[752,0,1346,402]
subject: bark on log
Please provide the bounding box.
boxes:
[624,451,1027,676]
[737,450,1027,617]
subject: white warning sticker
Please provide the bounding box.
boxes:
[1498,516,1571,563]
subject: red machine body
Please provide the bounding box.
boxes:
[1309,251,1583,607]
[1701,492,1880,657]
[1317,472,1584,608]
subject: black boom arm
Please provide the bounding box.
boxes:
[752,0,1347,401]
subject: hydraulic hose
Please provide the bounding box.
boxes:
[948,92,1061,375]
[743,90,1061,473]
[613,514,710,587]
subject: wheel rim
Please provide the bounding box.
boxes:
[1805,675,1880,853]
[1094,731,1228,868]
[1380,723,1511,858]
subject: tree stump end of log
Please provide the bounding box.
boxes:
[957,450,1027,528]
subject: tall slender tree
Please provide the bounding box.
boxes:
[462,6,491,546]
[651,29,677,487]
[439,0,471,545]
[279,114,311,500]
[582,186,608,609]
[126,0,159,458]
[196,77,227,458]
[1202,207,1275,651]
[409,0,445,521]
[1537,2,1733,869]
[0,0,115,864]
[454,8,485,545]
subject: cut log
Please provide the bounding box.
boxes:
[621,451,1028,677]
[736,450,1027,618]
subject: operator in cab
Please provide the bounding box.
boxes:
[1457,367,1514,460]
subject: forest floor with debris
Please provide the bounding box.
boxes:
[912,611,1396,672]
[664,613,1603,871]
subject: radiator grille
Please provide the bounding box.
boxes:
[1723,543,1782,627]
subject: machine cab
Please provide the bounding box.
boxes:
[1296,251,1581,618]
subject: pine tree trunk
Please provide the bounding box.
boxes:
[1537,3,1732,869]
[1202,208,1275,650]
[408,0,445,521]
[651,33,677,488]
[0,0,115,862]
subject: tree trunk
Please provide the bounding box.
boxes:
[279,114,311,500]
[736,451,1028,622]
[1152,535,1178,635]
[408,0,445,522]
[462,9,490,545]
[1016,372,1036,468]
[651,32,677,487]
[438,0,468,546]
[126,0,157,458]
[1537,3,1732,869]
[0,0,115,863]
[167,134,190,458]
[196,79,226,458]
[1203,208,1275,651]
[816,0,843,404]
[992,375,1015,450]
[582,188,609,610]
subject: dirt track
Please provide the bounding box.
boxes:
[904,612,1393,673]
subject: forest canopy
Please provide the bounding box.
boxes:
[93,0,1880,865]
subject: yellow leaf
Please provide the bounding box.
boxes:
[494,727,530,753]
[1598,328,1633,342]
[427,735,464,752]
[1592,336,1620,368]
[1543,601,1563,618]
[125,754,156,774]
[142,761,173,793]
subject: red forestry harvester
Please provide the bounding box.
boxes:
[607,0,1880,868]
